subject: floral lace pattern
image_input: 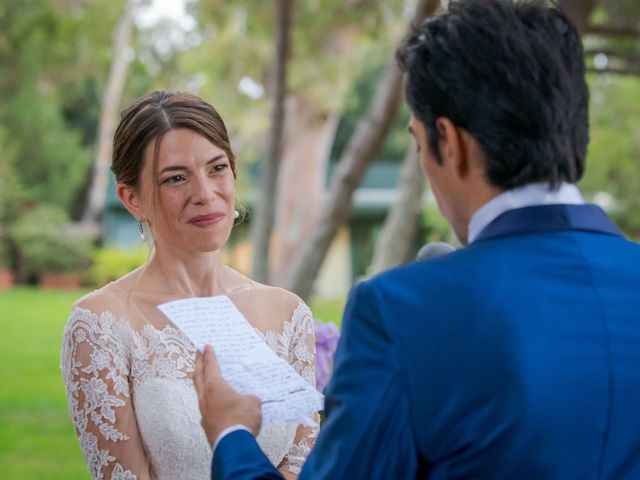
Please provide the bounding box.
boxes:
[61,301,318,480]
[259,303,319,473]
[61,308,135,479]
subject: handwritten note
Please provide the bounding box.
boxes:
[157,296,324,427]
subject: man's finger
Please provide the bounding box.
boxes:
[203,344,222,379]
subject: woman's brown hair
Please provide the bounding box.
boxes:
[111,90,236,189]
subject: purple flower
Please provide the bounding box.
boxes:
[314,321,340,392]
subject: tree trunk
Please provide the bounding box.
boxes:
[283,60,403,300]
[370,145,425,274]
[283,0,439,301]
[557,0,597,35]
[80,0,139,230]
[250,0,294,283]
[269,95,340,287]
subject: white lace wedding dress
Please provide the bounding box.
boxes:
[61,285,318,480]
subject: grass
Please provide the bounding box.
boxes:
[309,296,346,328]
[0,287,345,479]
[0,287,89,479]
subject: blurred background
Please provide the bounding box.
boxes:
[0,0,638,477]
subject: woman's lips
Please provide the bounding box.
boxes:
[188,212,226,227]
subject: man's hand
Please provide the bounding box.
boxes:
[193,345,262,447]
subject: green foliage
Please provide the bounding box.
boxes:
[0,237,11,268]
[580,74,640,239]
[330,63,411,162]
[89,247,148,288]
[9,205,92,274]
[192,0,405,109]
[421,204,452,243]
[0,128,26,225]
[4,83,91,210]
[0,0,128,213]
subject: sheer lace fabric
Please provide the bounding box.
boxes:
[61,283,318,480]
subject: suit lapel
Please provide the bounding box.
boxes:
[474,204,623,243]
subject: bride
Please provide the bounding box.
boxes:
[60,90,319,480]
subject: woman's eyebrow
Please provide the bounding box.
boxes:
[159,154,227,174]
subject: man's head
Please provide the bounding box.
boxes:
[397,0,589,242]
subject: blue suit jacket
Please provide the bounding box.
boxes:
[212,204,640,479]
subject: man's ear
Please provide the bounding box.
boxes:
[117,183,144,220]
[435,117,470,178]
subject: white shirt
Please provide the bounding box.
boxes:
[467,182,584,244]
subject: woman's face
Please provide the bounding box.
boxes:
[138,128,235,254]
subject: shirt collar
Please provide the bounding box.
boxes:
[467,182,585,244]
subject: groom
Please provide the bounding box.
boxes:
[195,0,640,478]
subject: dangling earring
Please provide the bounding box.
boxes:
[137,217,146,241]
[233,210,240,219]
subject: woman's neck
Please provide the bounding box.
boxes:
[139,245,229,297]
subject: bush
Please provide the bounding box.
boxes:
[10,205,92,275]
[89,247,148,287]
[0,238,11,269]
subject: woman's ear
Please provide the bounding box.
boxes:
[117,183,144,219]
[435,117,470,178]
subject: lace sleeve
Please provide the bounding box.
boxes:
[60,306,154,480]
[279,302,320,476]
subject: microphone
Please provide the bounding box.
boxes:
[416,242,455,261]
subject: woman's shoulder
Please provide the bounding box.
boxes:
[69,268,146,328]
[225,267,302,309]
[73,267,143,313]
[251,281,305,312]
[73,282,124,314]
[225,268,310,329]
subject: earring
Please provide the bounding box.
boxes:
[233,210,240,219]
[137,217,145,241]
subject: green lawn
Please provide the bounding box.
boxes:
[0,287,345,479]
[0,287,89,479]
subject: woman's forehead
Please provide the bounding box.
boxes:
[146,129,227,168]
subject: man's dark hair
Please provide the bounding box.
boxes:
[396,0,589,189]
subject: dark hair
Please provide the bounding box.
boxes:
[396,0,589,189]
[112,90,236,188]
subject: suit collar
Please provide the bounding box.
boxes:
[467,182,584,243]
[473,204,623,243]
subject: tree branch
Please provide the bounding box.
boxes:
[587,66,640,76]
[586,24,640,38]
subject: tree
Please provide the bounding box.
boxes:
[81,0,142,230]
[186,0,412,286]
[0,0,125,214]
[283,0,441,300]
[250,0,294,283]
[369,145,425,274]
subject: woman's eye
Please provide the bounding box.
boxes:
[211,163,229,173]
[163,175,186,184]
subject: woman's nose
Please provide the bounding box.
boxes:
[191,174,216,203]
